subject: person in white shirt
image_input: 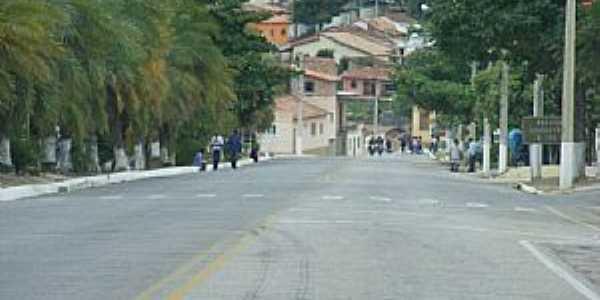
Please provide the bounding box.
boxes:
[210,134,224,170]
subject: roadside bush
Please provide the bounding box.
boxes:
[11,138,39,175]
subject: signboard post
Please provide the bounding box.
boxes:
[596,125,600,178]
[522,117,562,145]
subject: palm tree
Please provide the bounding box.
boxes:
[0,0,64,170]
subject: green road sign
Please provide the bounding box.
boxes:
[522,116,562,144]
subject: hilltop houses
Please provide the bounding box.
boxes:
[253,1,432,155]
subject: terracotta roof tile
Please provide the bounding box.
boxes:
[320,32,392,56]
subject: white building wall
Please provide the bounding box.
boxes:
[293,37,368,63]
[259,113,333,154]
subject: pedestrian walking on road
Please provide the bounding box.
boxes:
[193,149,206,172]
[250,143,259,163]
[450,139,461,172]
[210,134,224,171]
[400,137,407,153]
[467,138,478,173]
[226,130,242,169]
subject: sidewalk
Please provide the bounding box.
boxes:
[0,157,271,202]
[430,151,600,195]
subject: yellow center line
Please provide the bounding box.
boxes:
[132,215,277,300]
[165,234,256,300]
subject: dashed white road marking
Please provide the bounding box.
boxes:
[514,206,538,212]
[321,195,344,200]
[520,240,600,300]
[100,195,123,200]
[242,194,264,198]
[545,206,600,232]
[370,196,392,202]
[466,202,489,208]
[196,194,216,198]
[148,194,166,200]
[418,198,441,206]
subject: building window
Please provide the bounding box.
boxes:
[311,122,317,136]
[420,110,430,131]
[364,80,376,96]
[266,125,277,135]
[329,113,334,123]
[281,28,287,36]
[319,123,324,135]
[304,81,315,94]
[351,80,357,89]
[270,29,274,37]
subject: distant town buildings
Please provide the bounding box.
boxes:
[251,0,434,155]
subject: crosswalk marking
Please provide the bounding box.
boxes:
[321,195,344,200]
[148,194,166,200]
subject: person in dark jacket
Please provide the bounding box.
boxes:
[226,130,242,169]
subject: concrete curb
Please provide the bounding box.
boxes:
[0,157,270,202]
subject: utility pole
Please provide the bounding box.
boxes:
[295,59,305,155]
[375,0,379,17]
[498,60,509,174]
[373,95,379,136]
[560,0,576,190]
[530,74,544,181]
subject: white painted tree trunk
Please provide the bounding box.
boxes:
[113,147,129,171]
[483,118,491,175]
[88,137,101,173]
[150,141,160,159]
[160,146,169,165]
[57,138,73,173]
[168,152,176,166]
[133,142,146,170]
[0,136,12,168]
[42,136,57,164]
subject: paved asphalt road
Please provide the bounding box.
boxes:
[1,155,600,300]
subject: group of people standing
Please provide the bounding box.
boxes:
[193,130,259,172]
[368,136,392,156]
[449,138,482,173]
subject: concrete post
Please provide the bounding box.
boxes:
[457,124,464,152]
[373,96,379,136]
[294,58,305,155]
[296,79,304,155]
[499,61,510,174]
[560,0,577,190]
[530,74,544,181]
[483,118,491,175]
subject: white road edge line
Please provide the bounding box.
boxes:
[322,196,344,200]
[519,240,600,300]
[545,206,600,232]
